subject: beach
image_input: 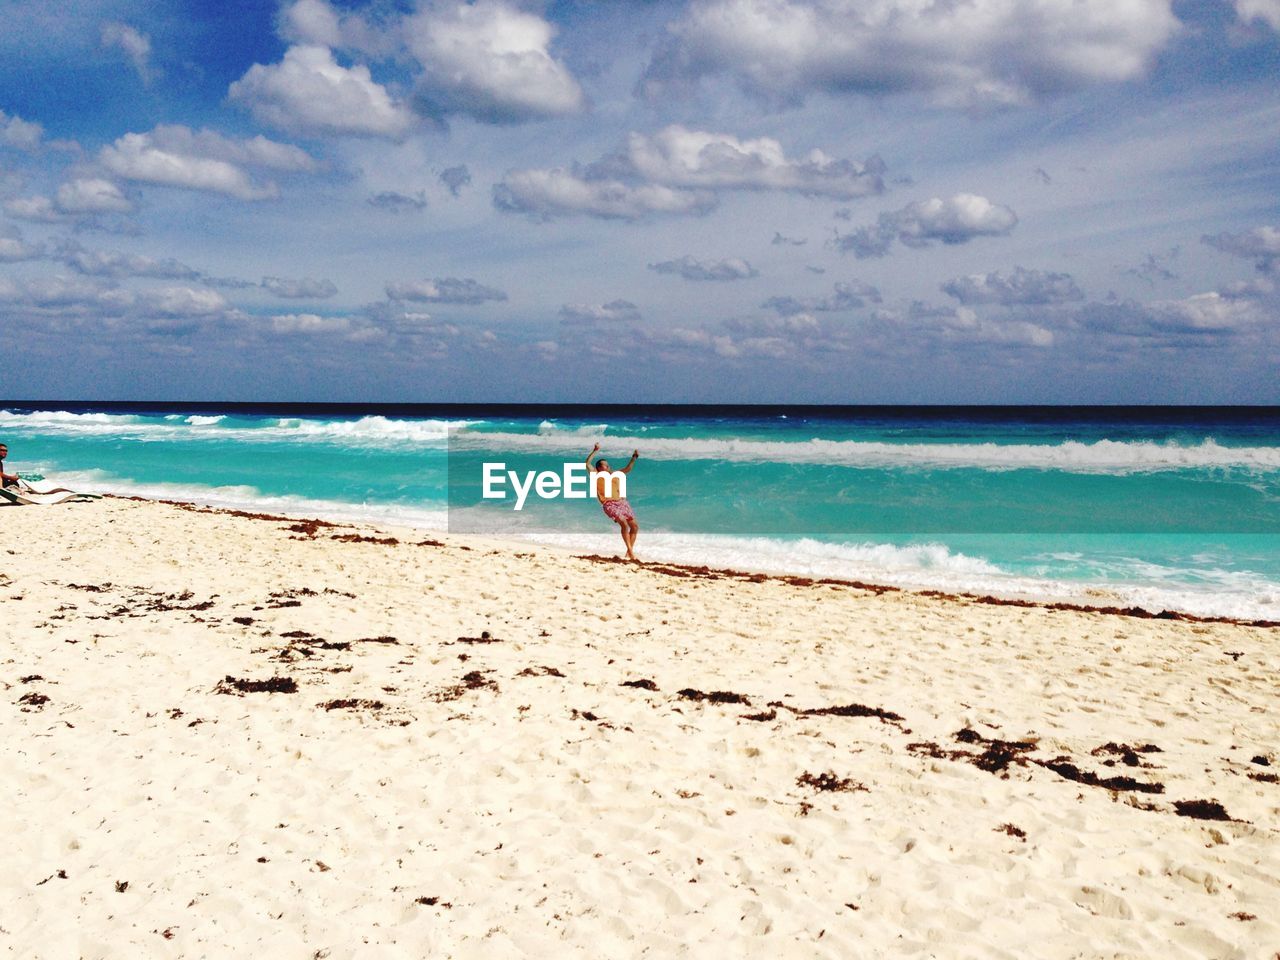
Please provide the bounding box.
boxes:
[3,496,1278,958]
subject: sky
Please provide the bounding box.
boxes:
[1,0,1278,403]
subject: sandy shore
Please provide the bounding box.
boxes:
[2,497,1278,958]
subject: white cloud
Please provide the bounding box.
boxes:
[55,177,134,214]
[100,21,153,83]
[269,312,353,334]
[2,196,63,223]
[1150,291,1268,331]
[494,126,879,221]
[649,255,759,281]
[139,286,230,318]
[229,45,412,139]
[560,300,642,324]
[3,178,133,223]
[493,167,717,221]
[60,245,201,280]
[620,126,884,199]
[98,125,316,200]
[0,275,230,320]
[877,301,1054,347]
[385,277,507,304]
[261,276,339,299]
[280,0,393,56]
[1235,0,1280,30]
[0,275,112,310]
[643,0,1181,107]
[942,267,1083,306]
[102,135,270,200]
[836,194,1018,257]
[0,108,43,151]
[406,0,584,123]
[282,0,346,47]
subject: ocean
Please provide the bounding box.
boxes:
[2,403,1277,621]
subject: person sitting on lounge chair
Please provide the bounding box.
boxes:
[0,444,19,489]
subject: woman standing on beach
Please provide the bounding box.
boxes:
[586,442,640,561]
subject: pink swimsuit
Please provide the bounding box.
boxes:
[602,498,635,523]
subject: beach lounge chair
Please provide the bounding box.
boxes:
[0,479,100,505]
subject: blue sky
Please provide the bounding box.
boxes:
[1,0,1278,402]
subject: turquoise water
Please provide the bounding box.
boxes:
[2,405,1277,620]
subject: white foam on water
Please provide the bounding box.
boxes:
[44,469,450,529]
[268,415,478,443]
[6,408,1278,472]
[455,431,1280,474]
[537,421,610,436]
[0,409,475,447]
[517,531,1280,622]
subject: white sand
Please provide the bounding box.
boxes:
[2,497,1278,958]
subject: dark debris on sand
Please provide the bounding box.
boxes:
[910,728,1171,793]
[17,691,50,710]
[1174,799,1235,821]
[572,552,1279,626]
[88,587,217,619]
[331,533,400,545]
[319,698,385,711]
[797,771,868,794]
[575,554,899,595]
[792,702,904,725]
[415,896,452,908]
[286,519,340,538]
[1091,741,1163,767]
[996,823,1027,840]
[457,631,501,644]
[434,670,498,702]
[1037,758,1164,794]
[741,709,777,722]
[517,665,565,678]
[215,675,298,695]
[906,729,1038,776]
[678,688,751,705]
[620,678,658,690]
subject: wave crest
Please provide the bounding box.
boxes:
[457,432,1280,473]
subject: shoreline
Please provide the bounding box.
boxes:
[119,495,1280,629]
[8,401,1279,624]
